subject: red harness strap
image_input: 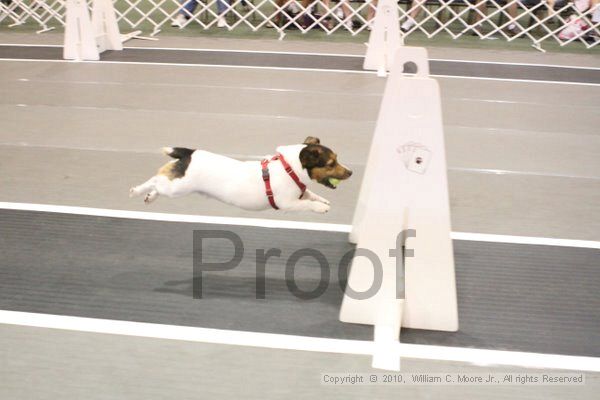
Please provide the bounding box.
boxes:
[261,153,307,210]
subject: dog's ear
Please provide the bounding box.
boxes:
[303,136,320,145]
[300,145,323,168]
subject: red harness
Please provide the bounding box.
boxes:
[261,153,306,210]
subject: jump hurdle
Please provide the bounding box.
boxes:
[340,42,458,370]
[363,0,403,77]
[63,0,145,61]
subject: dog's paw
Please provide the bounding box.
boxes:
[129,187,138,198]
[318,197,331,205]
[311,202,330,214]
[144,191,158,204]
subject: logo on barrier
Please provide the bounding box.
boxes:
[397,142,431,174]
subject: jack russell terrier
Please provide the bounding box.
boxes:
[129,137,352,213]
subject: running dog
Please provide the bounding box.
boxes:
[129,137,352,213]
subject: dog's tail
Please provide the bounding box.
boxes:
[162,147,195,159]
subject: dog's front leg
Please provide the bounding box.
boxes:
[301,189,330,205]
[280,199,330,213]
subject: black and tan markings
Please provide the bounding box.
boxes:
[299,137,352,189]
[158,147,195,180]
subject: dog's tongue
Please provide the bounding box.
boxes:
[328,178,340,188]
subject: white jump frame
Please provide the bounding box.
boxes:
[63,0,146,61]
[340,14,458,370]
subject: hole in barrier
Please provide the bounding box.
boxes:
[403,61,418,74]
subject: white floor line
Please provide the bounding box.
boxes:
[0,43,365,58]
[0,310,598,372]
[13,77,381,97]
[0,58,598,86]
[430,57,600,71]
[0,142,268,161]
[450,167,600,181]
[0,201,352,233]
[4,102,350,123]
[2,43,600,70]
[124,45,365,58]
[1,201,600,249]
[450,232,600,250]
[432,74,600,87]
[3,141,600,181]
[0,58,373,75]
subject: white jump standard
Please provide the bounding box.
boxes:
[363,0,403,76]
[63,0,145,61]
[340,47,458,371]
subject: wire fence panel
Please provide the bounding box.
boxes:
[1,0,598,50]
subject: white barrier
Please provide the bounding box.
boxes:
[340,46,458,371]
[363,0,402,76]
[63,0,126,61]
[93,0,123,53]
[64,0,100,60]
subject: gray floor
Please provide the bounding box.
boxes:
[2,324,598,400]
[1,58,599,239]
[2,209,599,357]
[1,32,599,399]
[2,45,599,83]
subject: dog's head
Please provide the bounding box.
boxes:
[299,137,352,189]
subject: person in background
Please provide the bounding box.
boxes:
[171,0,232,28]
[366,0,377,30]
[558,0,600,42]
[398,0,524,35]
[298,0,356,29]
[469,0,520,36]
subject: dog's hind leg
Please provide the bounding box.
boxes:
[130,176,158,198]
[131,174,192,204]
[153,175,192,198]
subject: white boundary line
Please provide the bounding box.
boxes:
[2,57,598,86]
[1,310,598,372]
[432,74,600,87]
[1,43,599,71]
[430,57,600,71]
[5,142,600,182]
[450,232,600,250]
[1,202,600,249]
[0,43,366,58]
[0,201,352,233]
[450,166,600,181]
[0,58,373,75]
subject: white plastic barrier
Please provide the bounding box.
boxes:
[64,0,123,61]
[93,0,123,53]
[363,0,402,76]
[340,46,458,370]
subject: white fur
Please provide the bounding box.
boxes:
[130,144,330,213]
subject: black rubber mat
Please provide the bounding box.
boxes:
[1,209,599,357]
[1,45,599,84]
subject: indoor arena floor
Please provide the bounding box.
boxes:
[0,32,599,399]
